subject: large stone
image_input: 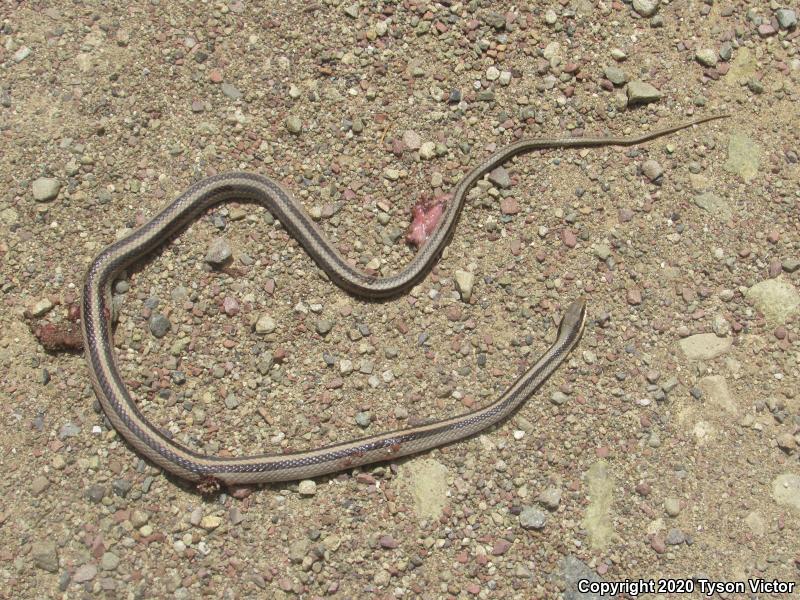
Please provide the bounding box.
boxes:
[724,133,760,183]
[745,278,800,324]
[694,192,732,221]
[698,375,737,414]
[582,461,614,550]
[772,473,800,512]
[679,334,732,360]
[397,458,449,520]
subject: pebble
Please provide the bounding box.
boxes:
[286,115,303,134]
[255,314,276,334]
[775,9,797,29]
[664,498,681,517]
[488,166,511,189]
[32,540,59,573]
[31,177,61,202]
[641,160,663,181]
[454,270,474,302]
[665,528,686,545]
[355,411,371,427]
[31,475,50,496]
[221,83,241,99]
[205,238,232,265]
[200,515,222,530]
[419,141,436,160]
[73,564,97,583]
[402,130,421,150]
[60,422,80,439]
[148,313,170,338]
[316,319,333,335]
[550,391,568,405]
[298,480,317,496]
[100,552,120,571]
[519,506,547,529]
[695,49,718,67]
[626,80,661,104]
[632,0,659,17]
[222,296,239,316]
[745,279,799,324]
[28,298,54,317]
[538,487,561,510]
[627,288,642,305]
[13,46,31,62]
[603,66,627,85]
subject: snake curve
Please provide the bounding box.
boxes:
[80,113,727,486]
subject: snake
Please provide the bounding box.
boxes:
[80,113,727,487]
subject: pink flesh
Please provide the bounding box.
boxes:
[406,200,445,247]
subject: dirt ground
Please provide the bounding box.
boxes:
[1,1,798,599]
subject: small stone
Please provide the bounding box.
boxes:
[402,130,421,150]
[298,480,317,496]
[28,298,54,317]
[419,141,436,160]
[222,296,239,316]
[627,288,642,305]
[224,394,239,409]
[31,476,50,496]
[205,238,232,265]
[519,506,547,530]
[538,487,561,510]
[13,46,31,62]
[285,115,302,134]
[383,168,400,181]
[221,83,241,99]
[651,536,666,554]
[632,0,659,17]
[642,160,663,181]
[488,166,511,189]
[100,552,120,571]
[492,539,512,555]
[200,515,222,530]
[355,411,371,427]
[664,498,681,517]
[695,49,718,67]
[594,244,611,261]
[316,319,333,335]
[665,528,685,545]
[550,391,568,405]
[379,535,399,549]
[626,80,661,104]
[781,258,800,273]
[149,313,170,338]
[73,564,97,583]
[32,540,59,573]
[603,66,627,85]
[776,433,796,453]
[500,197,519,215]
[454,270,475,302]
[775,9,797,30]
[32,177,61,202]
[255,314,276,334]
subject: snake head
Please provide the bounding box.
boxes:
[558,298,587,342]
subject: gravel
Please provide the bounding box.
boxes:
[3,2,797,598]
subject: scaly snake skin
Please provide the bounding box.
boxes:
[81,114,727,486]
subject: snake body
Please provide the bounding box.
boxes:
[81,114,726,486]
